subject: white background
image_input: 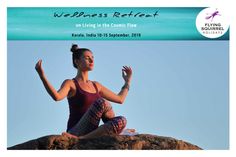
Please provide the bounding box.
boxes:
[0,0,235,157]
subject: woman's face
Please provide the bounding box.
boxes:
[76,51,94,71]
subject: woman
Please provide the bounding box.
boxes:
[35,44,132,139]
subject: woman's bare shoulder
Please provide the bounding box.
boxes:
[92,81,102,91]
[61,79,75,87]
[63,79,76,98]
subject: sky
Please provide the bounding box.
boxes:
[7,40,229,149]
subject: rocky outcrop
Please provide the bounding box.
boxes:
[8,134,202,150]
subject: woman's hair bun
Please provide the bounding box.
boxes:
[71,44,79,53]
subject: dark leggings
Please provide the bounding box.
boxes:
[68,98,127,137]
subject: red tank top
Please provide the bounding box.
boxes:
[67,78,101,131]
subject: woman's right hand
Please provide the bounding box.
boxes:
[35,59,44,76]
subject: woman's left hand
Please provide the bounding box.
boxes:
[122,66,132,84]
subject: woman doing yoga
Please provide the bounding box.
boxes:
[35,44,132,139]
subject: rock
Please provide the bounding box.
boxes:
[8,134,202,150]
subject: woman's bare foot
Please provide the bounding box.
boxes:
[62,132,79,139]
[120,128,137,135]
[126,129,136,133]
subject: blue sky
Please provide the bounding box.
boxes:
[7,40,229,149]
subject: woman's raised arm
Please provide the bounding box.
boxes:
[35,59,71,101]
